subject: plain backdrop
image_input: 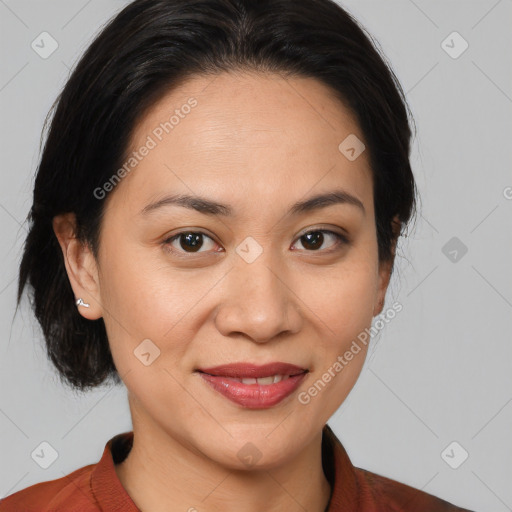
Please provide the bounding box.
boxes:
[1,1,511,511]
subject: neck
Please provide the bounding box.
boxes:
[115,421,332,512]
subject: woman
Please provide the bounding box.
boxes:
[1,0,475,510]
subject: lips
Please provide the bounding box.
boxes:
[196,362,308,409]
[198,362,307,379]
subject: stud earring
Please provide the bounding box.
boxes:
[75,298,90,308]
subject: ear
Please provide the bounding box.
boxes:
[52,212,102,320]
[373,215,400,316]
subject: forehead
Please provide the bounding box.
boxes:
[108,71,373,217]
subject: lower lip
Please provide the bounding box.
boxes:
[198,372,307,409]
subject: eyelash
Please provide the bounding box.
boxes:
[163,229,349,257]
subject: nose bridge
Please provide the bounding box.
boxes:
[215,246,302,343]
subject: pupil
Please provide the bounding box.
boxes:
[180,232,203,252]
[302,231,323,250]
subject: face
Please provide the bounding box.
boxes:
[58,71,393,469]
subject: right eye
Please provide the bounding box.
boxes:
[163,231,222,256]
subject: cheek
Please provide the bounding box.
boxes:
[330,275,376,342]
[97,239,225,373]
[96,241,187,356]
[296,256,378,346]
[99,237,178,324]
[296,267,375,422]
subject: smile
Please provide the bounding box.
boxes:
[196,362,309,409]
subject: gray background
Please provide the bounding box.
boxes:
[1,1,511,510]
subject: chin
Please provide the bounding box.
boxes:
[197,427,307,472]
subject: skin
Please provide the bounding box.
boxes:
[53,70,397,512]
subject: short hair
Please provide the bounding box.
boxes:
[17,0,418,392]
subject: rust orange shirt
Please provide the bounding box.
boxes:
[0,424,474,511]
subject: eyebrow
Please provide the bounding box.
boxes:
[140,189,365,217]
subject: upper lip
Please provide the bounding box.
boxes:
[197,362,308,379]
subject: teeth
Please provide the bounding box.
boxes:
[256,376,275,385]
[232,374,292,385]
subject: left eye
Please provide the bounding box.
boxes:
[291,230,348,252]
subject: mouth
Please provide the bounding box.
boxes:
[195,362,309,409]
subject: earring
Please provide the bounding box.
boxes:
[75,298,90,308]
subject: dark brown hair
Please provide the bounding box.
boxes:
[17,0,418,391]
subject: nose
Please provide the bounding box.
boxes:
[214,257,303,344]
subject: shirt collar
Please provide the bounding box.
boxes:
[90,424,359,511]
[322,423,360,510]
[90,430,139,511]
